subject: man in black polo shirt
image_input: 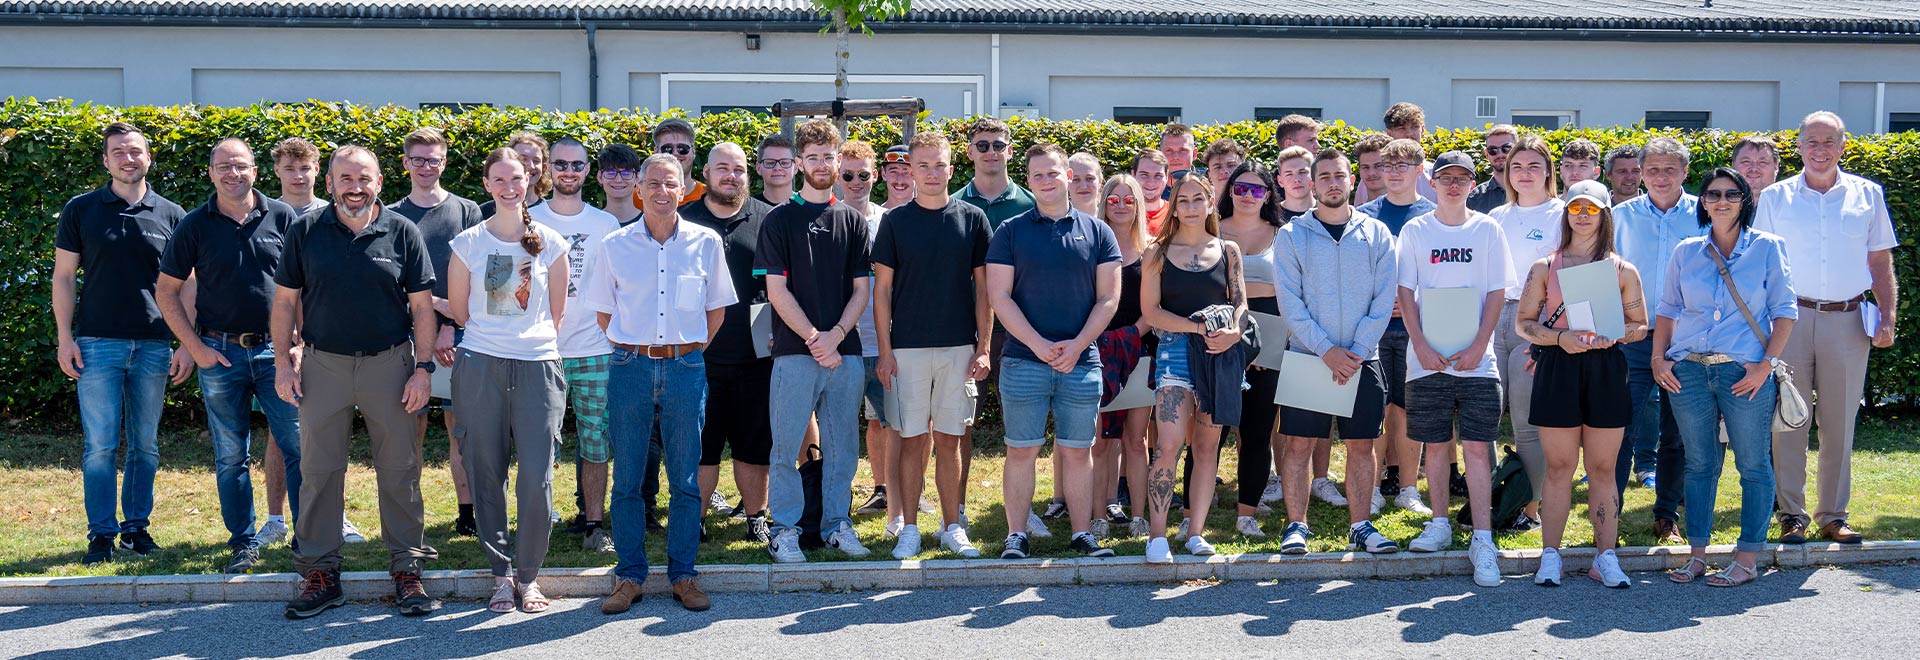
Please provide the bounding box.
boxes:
[156,138,302,574]
[758,119,873,563]
[681,142,776,544]
[276,145,441,620]
[53,121,188,565]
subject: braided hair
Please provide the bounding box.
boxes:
[483,147,544,256]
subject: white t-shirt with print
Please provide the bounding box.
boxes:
[1487,199,1564,300]
[449,222,571,362]
[529,203,622,358]
[1395,211,1515,380]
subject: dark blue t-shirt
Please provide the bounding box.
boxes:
[984,207,1121,366]
[1355,196,1436,236]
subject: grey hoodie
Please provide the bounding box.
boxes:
[1272,210,1398,360]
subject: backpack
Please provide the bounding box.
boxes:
[1455,446,1532,529]
[798,444,827,549]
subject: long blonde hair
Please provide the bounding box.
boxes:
[1100,174,1150,253]
[1146,172,1219,268]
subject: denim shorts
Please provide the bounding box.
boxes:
[861,355,895,427]
[1153,332,1195,391]
[999,357,1100,449]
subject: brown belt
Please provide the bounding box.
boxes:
[200,328,267,349]
[612,342,701,359]
[1797,293,1867,313]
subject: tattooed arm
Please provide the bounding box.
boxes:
[1203,242,1247,354]
[1616,260,1650,345]
[1514,259,1564,347]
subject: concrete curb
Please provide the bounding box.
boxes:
[4,540,1916,605]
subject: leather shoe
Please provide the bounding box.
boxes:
[1778,516,1808,544]
[601,579,643,615]
[1819,520,1863,545]
[672,577,711,612]
[1653,518,1684,545]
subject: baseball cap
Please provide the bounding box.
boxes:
[1430,151,1475,177]
[1563,179,1610,208]
[881,144,910,167]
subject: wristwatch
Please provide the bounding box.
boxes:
[415,360,437,374]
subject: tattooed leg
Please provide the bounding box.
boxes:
[1583,426,1624,551]
[1149,386,1192,535]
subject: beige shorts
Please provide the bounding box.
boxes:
[890,346,979,438]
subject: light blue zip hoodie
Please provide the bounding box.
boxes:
[1273,210,1398,361]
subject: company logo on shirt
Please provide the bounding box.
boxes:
[808,224,832,235]
[142,231,170,242]
[1525,229,1545,241]
[1430,247,1474,264]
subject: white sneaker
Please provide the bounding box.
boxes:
[1175,517,1192,541]
[708,491,732,513]
[1090,517,1110,539]
[1185,534,1216,556]
[1236,516,1266,538]
[255,519,288,547]
[341,518,367,544]
[1144,537,1173,563]
[940,524,981,557]
[1260,475,1283,503]
[1535,547,1563,586]
[768,529,806,563]
[1395,487,1433,515]
[1256,502,1273,515]
[1129,517,1150,539]
[1311,478,1348,506]
[1409,519,1453,553]
[891,524,921,560]
[1589,549,1631,588]
[1469,535,1503,587]
[884,515,906,538]
[1370,488,1385,516]
[827,524,870,558]
[1025,511,1053,538]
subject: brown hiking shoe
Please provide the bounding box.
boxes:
[672,577,711,612]
[602,578,644,615]
[1653,518,1684,545]
[1778,516,1809,544]
[1819,520,1863,545]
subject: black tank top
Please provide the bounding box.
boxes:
[1107,258,1144,331]
[1160,239,1230,319]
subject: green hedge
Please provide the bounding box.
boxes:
[1,98,1913,419]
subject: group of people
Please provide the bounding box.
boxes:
[52,102,1895,618]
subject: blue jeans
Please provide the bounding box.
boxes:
[607,347,706,584]
[76,337,170,537]
[198,339,303,549]
[1668,359,1777,553]
[767,355,863,540]
[1620,339,1685,521]
[1000,357,1101,450]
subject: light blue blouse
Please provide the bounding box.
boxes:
[1656,229,1798,364]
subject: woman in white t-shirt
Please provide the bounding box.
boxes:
[446,148,572,614]
[1484,135,1565,532]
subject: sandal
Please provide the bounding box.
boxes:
[519,581,551,614]
[1668,557,1710,584]
[488,579,518,613]
[1706,560,1759,588]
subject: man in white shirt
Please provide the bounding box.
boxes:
[529,137,623,552]
[586,154,736,615]
[1756,111,1899,546]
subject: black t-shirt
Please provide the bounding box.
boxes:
[754,197,871,357]
[389,193,484,301]
[1320,219,1348,242]
[870,199,992,349]
[158,190,297,335]
[56,186,186,340]
[1107,258,1143,331]
[682,196,775,364]
[1279,205,1309,224]
[274,206,435,354]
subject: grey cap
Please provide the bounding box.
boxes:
[1430,150,1476,176]
[1563,179,1610,208]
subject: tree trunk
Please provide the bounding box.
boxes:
[834,8,850,134]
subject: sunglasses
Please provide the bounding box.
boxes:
[1230,182,1270,199]
[1567,203,1603,216]
[1484,144,1515,155]
[1105,194,1137,206]
[656,143,693,156]
[551,160,588,172]
[881,152,910,165]
[1701,189,1748,203]
[840,171,872,182]
[973,140,1009,153]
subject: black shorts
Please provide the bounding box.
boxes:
[1406,374,1504,443]
[703,361,773,466]
[1529,344,1632,429]
[1279,359,1386,440]
[1378,320,1409,408]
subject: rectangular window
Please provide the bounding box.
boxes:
[1645,111,1711,130]
[1256,106,1323,121]
[1512,111,1576,130]
[700,105,772,117]
[1891,112,1920,133]
[1114,106,1181,125]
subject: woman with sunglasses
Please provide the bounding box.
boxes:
[1092,174,1154,539]
[1513,180,1648,588]
[1215,163,1286,538]
[1139,173,1245,562]
[1486,135,1562,532]
[1657,168,1795,588]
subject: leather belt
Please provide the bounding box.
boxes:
[613,342,700,359]
[1684,353,1736,365]
[199,328,267,349]
[1797,293,1867,313]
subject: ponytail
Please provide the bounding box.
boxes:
[519,204,544,256]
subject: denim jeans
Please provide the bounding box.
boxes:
[1668,359,1777,553]
[1619,339,1685,522]
[76,337,170,537]
[767,355,863,540]
[608,347,706,584]
[198,339,302,549]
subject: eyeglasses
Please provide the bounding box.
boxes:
[1105,195,1137,206]
[600,169,637,181]
[840,171,872,182]
[656,143,693,156]
[1376,162,1416,173]
[405,156,444,168]
[1434,175,1476,187]
[1484,144,1515,155]
[212,163,254,175]
[551,160,588,172]
[1230,182,1270,199]
[973,140,1009,153]
[759,158,794,169]
[1566,203,1603,216]
[1700,189,1748,203]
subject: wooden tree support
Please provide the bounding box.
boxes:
[774,97,926,144]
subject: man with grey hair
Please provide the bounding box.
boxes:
[1604,144,1643,206]
[1758,111,1899,545]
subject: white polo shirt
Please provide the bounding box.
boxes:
[579,215,737,346]
[1754,171,1898,302]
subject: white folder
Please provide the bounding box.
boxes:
[1274,350,1361,418]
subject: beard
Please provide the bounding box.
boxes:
[708,186,742,207]
[555,179,583,196]
[803,170,836,193]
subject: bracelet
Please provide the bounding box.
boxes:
[1555,330,1565,345]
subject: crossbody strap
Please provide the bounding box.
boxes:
[1705,241,1769,346]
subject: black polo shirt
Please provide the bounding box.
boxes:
[55,185,186,340]
[871,198,992,349]
[683,196,774,365]
[274,205,435,355]
[159,190,297,335]
[753,195,870,358]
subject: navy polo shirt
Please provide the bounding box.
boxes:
[753,194,871,358]
[55,185,186,340]
[159,190,297,335]
[273,205,435,355]
[984,206,1121,366]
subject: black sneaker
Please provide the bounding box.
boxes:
[1506,513,1542,533]
[1106,503,1129,525]
[699,524,711,544]
[564,513,589,535]
[224,544,261,574]
[284,569,344,619]
[391,571,441,616]
[1379,468,1401,499]
[118,530,159,556]
[454,515,478,537]
[83,535,115,565]
[1000,533,1031,559]
[1115,477,1130,506]
[729,499,750,520]
[1449,464,1469,497]
[855,488,889,515]
[744,514,772,545]
[1070,532,1115,558]
[1040,500,1069,520]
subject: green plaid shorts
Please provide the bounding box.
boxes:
[563,354,612,463]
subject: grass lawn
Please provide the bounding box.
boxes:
[3,411,1916,578]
